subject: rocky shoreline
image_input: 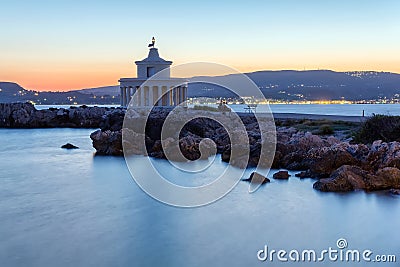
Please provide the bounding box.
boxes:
[0,102,121,128]
[1,103,399,194]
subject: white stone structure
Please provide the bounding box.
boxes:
[119,41,187,107]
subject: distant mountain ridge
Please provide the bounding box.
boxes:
[1,70,399,104]
[0,82,119,105]
[188,70,400,100]
[73,85,120,97]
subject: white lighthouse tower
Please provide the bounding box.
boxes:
[119,38,188,107]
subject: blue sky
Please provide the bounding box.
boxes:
[1,0,399,90]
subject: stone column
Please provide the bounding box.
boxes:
[137,87,140,106]
[123,87,127,106]
[126,87,130,106]
[140,87,145,107]
[171,87,175,106]
[132,86,138,107]
[167,89,171,106]
[182,86,187,106]
[157,86,162,106]
[126,87,131,105]
[175,87,179,105]
[149,86,154,107]
[130,87,134,103]
[120,87,123,106]
[174,87,177,105]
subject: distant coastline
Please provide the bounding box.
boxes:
[33,103,400,117]
[1,70,400,105]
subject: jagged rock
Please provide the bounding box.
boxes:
[90,129,123,156]
[273,170,290,179]
[242,172,270,184]
[295,170,311,179]
[221,144,250,168]
[390,189,400,195]
[61,143,79,149]
[375,167,400,189]
[326,136,341,145]
[0,102,120,128]
[367,141,400,170]
[307,146,358,178]
[313,165,400,192]
[313,165,372,192]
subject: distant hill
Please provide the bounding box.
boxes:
[0,82,32,102]
[74,85,119,97]
[187,70,400,100]
[1,70,399,104]
[0,82,119,105]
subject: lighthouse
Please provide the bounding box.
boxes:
[119,38,188,107]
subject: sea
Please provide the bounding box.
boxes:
[35,103,400,117]
[0,105,399,266]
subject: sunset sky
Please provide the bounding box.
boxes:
[1,0,399,91]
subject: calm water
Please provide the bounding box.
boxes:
[36,104,400,116]
[0,129,399,266]
[228,104,400,116]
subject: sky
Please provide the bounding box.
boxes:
[1,0,399,91]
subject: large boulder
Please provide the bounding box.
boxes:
[242,172,270,184]
[390,189,400,195]
[307,146,358,178]
[313,165,374,192]
[273,170,290,179]
[313,165,400,192]
[0,102,36,127]
[90,129,123,156]
[367,141,400,170]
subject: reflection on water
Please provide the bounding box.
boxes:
[0,129,399,266]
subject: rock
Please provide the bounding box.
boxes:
[0,102,36,127]
[221,144,251,168]
[326,136,341,145]
[0,102,118,128]
[390,189,400,195]
[273,170,290,179]
[295,170,311,179]
[367,141,400,170]
[242,172,270,184]
[61,143,79,149]
[375,167,400,189]
[307,146,358,178]
[313,165,400,192]
[121,128,149,155]
[313,165,368,192]
[90,129,123,156]
[295,132,328,151]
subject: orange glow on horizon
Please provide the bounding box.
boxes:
[2,62,400,92]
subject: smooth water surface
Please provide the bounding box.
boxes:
[230,104,400,116]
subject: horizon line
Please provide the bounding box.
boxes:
[2,68,400,92]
